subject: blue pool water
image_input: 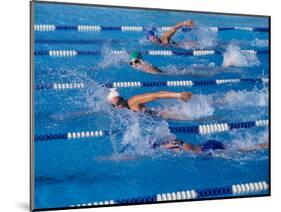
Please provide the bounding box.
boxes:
[33,2,269,210]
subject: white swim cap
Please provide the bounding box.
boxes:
[107,88,120,101]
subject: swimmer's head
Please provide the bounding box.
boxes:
[107,88,128,108]
[129,51,142,61]
[107,88,120,102]
[145,30,157,42]
[129,51,142,66]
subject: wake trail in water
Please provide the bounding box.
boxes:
[222,43,260,68]
[209,130,269,161]
[161,64,242,77]
[182,26,218,49]
[156,95,215,121]
[95,45,129,70]
[151,88,268,121]
[212,88,268,108]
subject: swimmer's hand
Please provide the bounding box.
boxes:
[180,92,192,101]
[183,20,194,27]
[175,20,194,29]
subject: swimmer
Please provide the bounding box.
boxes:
[107,88,192,119]
[97,139,268,161]
[129,51,162,74]
[146,20,196,48]
[158,139,269,154]
[129,51,219,75]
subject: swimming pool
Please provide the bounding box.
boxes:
[32,2,270,210]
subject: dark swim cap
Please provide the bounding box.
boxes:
[201,140,225,152]
[145,30,156,40]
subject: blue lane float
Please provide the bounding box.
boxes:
[68,181,269,208]
[34,77,268,91]
[34,119,268,141]
[34,49,269,57]
[34,24,269,32]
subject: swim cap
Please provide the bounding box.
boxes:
[145,30,156,40]
[107,88,120,101]
[201,140,225,152]
[129,51,142,61]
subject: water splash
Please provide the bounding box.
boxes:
[223,129,269,162]
[106,109,175,157]
[216,88,268,107]
[96,45,129,69]
[230,129,268,151]
[222,43,260,67]
[50,81,111,121]
[157,95,215,120]
[224,39,268,49]
[121,116,174,156]
[193,129,269,161]
[179,26,218,49]
[45,68,102,121]
[250,39,269,48]
[191,26,218,49]
[162,64,241,77]
[85,81,111,112]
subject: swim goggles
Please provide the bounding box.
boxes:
[129,58,142,66]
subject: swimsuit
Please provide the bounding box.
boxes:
[143,108,160,116]
[160,40,179,48]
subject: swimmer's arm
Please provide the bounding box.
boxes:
[137,61,162,74]
[143,65,162,74]
[181,143,202,153]
[162,140,201,153]
[127,91,192,110]
[160,20,194,44]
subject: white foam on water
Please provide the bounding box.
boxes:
[199,129,269,161]
[188,26,218,49]
[250,39,269,48]
[224,39,269,49]
[223,129,269,162]
[96,45,129,69]
[112,111,175,156]
[218,88,268,107]
[162,63,242,77]
[85,81,111,112]
[222,43,260,67]
[230,130,268,151]
[50,81,113,122]
[157,95,215,120]
[139,36,149,45]
[48,69,100,121]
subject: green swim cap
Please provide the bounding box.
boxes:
[129,51,142,61]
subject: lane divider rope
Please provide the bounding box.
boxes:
[69,181,268,208]
[35,38,122,44]
[34,49,268,57]
[34,77,268,90]
[34,119,268,141]
[34,24,268,32]
[35,39,269,46]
